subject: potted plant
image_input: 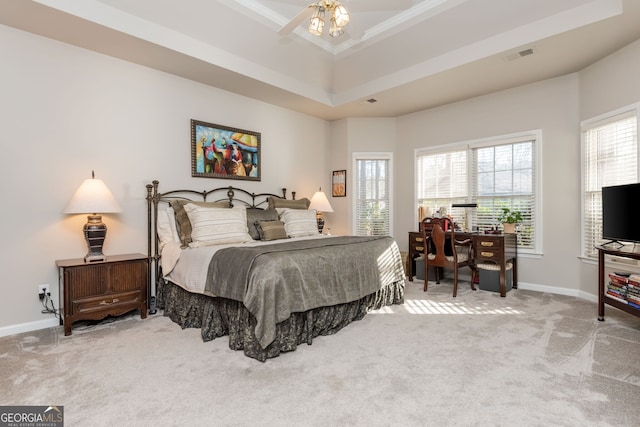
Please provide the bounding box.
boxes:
[497,208,522,234]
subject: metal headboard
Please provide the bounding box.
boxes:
[144,180,295,314]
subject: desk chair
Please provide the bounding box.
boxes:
[422,217,475,297]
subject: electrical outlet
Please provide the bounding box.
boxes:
[38,284,50,300]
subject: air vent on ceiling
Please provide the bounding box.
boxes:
[505,47,536,62]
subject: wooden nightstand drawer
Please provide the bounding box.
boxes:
[73,290,143,315]
[57,253,148,336]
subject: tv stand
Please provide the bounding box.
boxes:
[601,239,625,249]
[597,245,640,321]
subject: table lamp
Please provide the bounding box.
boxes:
[63,171,122,262]
[309,187,334,234]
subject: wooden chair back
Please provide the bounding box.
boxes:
[420,216,474,297]
[421,217,454,267]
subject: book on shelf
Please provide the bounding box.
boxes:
[608,273,628,286]
[606,290,628,304]
[628,300,640,310]
[627,280,640,290]
[627,294,640,304]
[607,283,626,293]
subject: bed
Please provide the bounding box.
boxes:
[146,180,405,361]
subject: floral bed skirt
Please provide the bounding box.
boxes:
[157,277,404,362]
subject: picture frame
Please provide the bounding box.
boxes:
[191,119,261,181]
[332,170,346,197]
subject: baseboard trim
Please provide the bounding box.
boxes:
[0,317,59,338]
[517,282,598,302]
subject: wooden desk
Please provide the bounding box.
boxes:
[407,231,517,297]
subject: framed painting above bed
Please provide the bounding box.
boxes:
[191,119,261,181]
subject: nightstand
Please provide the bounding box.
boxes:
[56,253,148,336]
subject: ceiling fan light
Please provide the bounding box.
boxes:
[308,6,325,36]
[333,4,350,27]
[329,17,344,37]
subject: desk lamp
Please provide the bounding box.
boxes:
[309,187,334,234]
[452,203,478,232]
[63,171,121,262]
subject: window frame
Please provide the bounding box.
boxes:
[580,103,640,261]
[352,152,394,236]
[414,130,543,255]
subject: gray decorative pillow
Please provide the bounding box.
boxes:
[171,199,230,247]
[246,208,279,240]
[267,196,310,210]
[255,220,288,241]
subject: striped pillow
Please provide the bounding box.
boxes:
[183,204,252,247]
[255,220,288,241]
[277,208,319,238]
[171,199,230,247]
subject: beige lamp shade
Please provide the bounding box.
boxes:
[309,188,334,213]
[63,173,121,214]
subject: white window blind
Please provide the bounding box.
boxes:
[582,110,638,259]
[471,139,536,249]
[416,133,538,252]
[354,154,391,236]
[416,149,468,219]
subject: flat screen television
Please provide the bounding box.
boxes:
[602,183,640,244]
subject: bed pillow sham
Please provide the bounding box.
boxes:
[277,208,319,238]
[183,204,252,247]
[171,200,230,247]
[267,196,310,210]
[157,206,180,248]
[255,220,288,241]
[246,208,279,240]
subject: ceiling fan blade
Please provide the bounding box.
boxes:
[278,5,315,35]
[345,0,414,12]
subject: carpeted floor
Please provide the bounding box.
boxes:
[1,280,639,427]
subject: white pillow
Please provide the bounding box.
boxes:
[183,204,252,247]
[277,208,319,238]
[157,206,180,248]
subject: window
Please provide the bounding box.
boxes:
[416,132,540,253]
[582,107,638,259]
[353,153,393,236]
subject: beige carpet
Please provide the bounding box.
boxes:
[1,280,640,427]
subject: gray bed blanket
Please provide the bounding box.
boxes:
[205,236,405,348]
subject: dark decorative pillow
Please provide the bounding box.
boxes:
[246,208,279,240]
[171,200,230,247]
[267,196,310,210]
[255,220,288,241]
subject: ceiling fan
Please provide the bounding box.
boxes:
[278,1,351,37]
[277,0,414,39]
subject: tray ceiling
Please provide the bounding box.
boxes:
[1,0,639,120]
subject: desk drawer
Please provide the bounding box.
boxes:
[409,232,425,252]
[476,250,503,261]
[474,236,504,262]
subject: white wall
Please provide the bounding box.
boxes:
[327,118,397,236]
[0,25,329,334]
[580,39,640,120]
